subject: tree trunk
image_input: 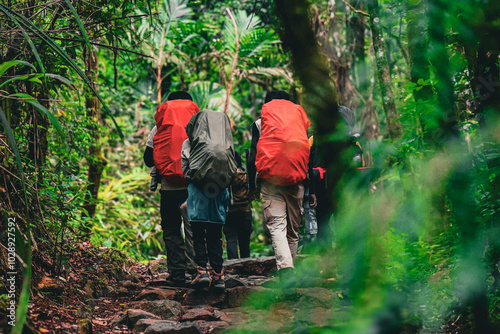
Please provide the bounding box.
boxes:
[274,0,351,217]
[426,0,459,146]
[347,1,368,92]
[82,47,107,222]
[406,0,434,144]
[367,0,403,141]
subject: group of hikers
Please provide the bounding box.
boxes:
[143,90,362,291]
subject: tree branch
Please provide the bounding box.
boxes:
[50,37,153,58]
[224,8,239,115]
[340,0,369,16]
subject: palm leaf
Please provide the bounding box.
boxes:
[164,0,192,24]
[239,29,276,58]
[0,60,36,78]
[64,0,92,53]
[0,106,31,334]
[44,73,76,89]
[0,4,124,138]
[26,100,63,135]
[0,73,43,88]
[0,7,44,73]
[250,66,295,85]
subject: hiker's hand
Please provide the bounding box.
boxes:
[309,194,317,208]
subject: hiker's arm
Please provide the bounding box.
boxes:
[144,125,157,167]
[247,121,260,192]
[144,147,155,167]
[181,139,191,176]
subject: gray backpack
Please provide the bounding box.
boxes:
[185,110,237,193]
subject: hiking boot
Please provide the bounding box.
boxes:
[211,269,225,291]
[191,266,210,290]
[165,271,185,287]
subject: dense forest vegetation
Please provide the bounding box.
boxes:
[0,0,499,333]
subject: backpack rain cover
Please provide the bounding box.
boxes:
[256,99,311,186]
[185,110,237,192]
[153,99,200,184]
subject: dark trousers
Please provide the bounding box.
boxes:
[223,211,253,259]
[314,184,332,246]
[191,222,224,273]
[160,189,196,274]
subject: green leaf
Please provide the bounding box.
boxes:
[45,73,76,89]
[26,100,64,135]
[64,0,92,53]
[0,60,36,78]
[0,106,26,199]
[0,106,31,334]
[0,74,39,88]
[0,8,44,73]
[9,93,34,99]
[0,4,123,139]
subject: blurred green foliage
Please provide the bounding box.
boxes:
[1,0,500,332]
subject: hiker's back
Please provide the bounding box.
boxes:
[256,99,311,186]
[153,99,200,184]
[185,110,237,191]
[229,168,251,214]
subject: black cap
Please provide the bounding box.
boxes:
[264,90,291,103]
[167,91,193,101]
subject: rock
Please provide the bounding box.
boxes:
[37,276,64,293]
[217,310,247,324]
[296,287,338,308]
[132,319,168,334]
[78,318,92,334]
[213,310,224,320]
[182,289,226,307]
[227,286,254,308]
[246,276,273,286]
[135,288,179,301]
[193,320,229,334]
[224,257,276,276]
[115,286,130,297]
[307,307,332,327]
[121,280,140,290]
[147,279,175,287]
[111,311,127,325]
[148,258,168,276]
[127,309,161,328]
[224,276,247,289]
[144,321,202,334]
[180,308,214,322]
[133,300,183,320]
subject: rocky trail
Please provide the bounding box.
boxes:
[22,242,344,334]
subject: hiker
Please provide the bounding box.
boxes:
[301,135,318,246]
[181,110,237,290]
[224,151,253,259]
[143,91,199,286]
[247,90,311,273]
[308,105,365,246]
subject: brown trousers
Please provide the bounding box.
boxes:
[261,180,304,270]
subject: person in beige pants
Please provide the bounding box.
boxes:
[247,90,311,271]
[261,181,304,269]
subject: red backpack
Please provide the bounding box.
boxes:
[256,99,311,186]
[153,99,199,184]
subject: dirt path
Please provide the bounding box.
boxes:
[20,242,342,333]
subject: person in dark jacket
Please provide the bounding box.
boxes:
[224,152,253,259]
[181,110,236,291]
[308,105,364,247]
[143,91,197,286]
